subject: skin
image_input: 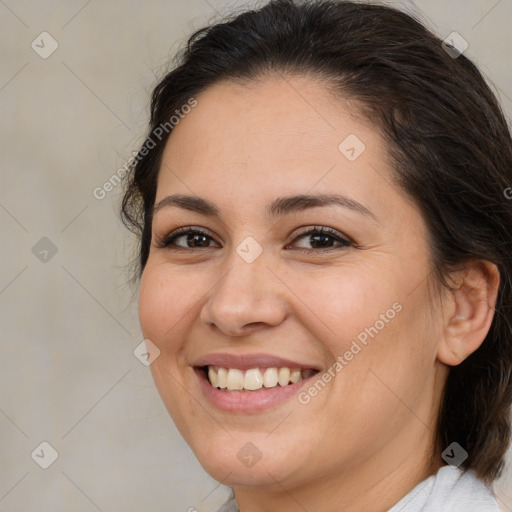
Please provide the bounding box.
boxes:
[138,75,499,512]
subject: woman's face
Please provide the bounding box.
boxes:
[139,76,448,492]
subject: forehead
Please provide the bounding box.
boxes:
[164,75,378,159]
[156,76,396,215]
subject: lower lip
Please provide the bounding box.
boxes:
[194,367,316,413]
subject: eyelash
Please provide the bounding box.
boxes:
[155,226,354,253]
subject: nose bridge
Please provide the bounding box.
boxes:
[200,244,287,335]
[215,246,273,309]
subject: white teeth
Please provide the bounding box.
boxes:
[278,367,291,387]
[263,367,278,388]
[244,368,263,390]
[217,367,228,389]
[226,368,244,390]
[208,367,218,388]
[290,369,302,383]
[206,366,310,391]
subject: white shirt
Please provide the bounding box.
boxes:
[216,465,501,511]
[388,465,500,511]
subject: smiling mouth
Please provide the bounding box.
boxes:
[200,365,319,392]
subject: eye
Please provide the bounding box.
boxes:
[155,227,220,250]
[285,226,353,252]
[155,225,354,253]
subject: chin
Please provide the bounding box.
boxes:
[187,432,310,489]
[197,447,295,488]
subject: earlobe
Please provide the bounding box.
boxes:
[437,260,500,366]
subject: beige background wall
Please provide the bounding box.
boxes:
[1,0,511,510]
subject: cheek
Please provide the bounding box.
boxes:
[295,263,434,401]
[138,264,197,353]
[289,263,399,350]
[328,277,439,426]
[138,264,200,434]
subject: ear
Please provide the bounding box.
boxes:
[437,260,500,366]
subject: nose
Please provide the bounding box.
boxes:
[199,251,288,338]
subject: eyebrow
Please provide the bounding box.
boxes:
[153,193,376,220]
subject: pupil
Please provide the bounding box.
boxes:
[189,234,209,247]
[311,234,332,248]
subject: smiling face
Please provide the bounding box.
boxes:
[138,75,450,502]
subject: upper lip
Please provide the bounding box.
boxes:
[192,353,321,371]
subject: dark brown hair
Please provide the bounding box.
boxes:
[121,0,512,483]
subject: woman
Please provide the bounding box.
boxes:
[121,0,512,510]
